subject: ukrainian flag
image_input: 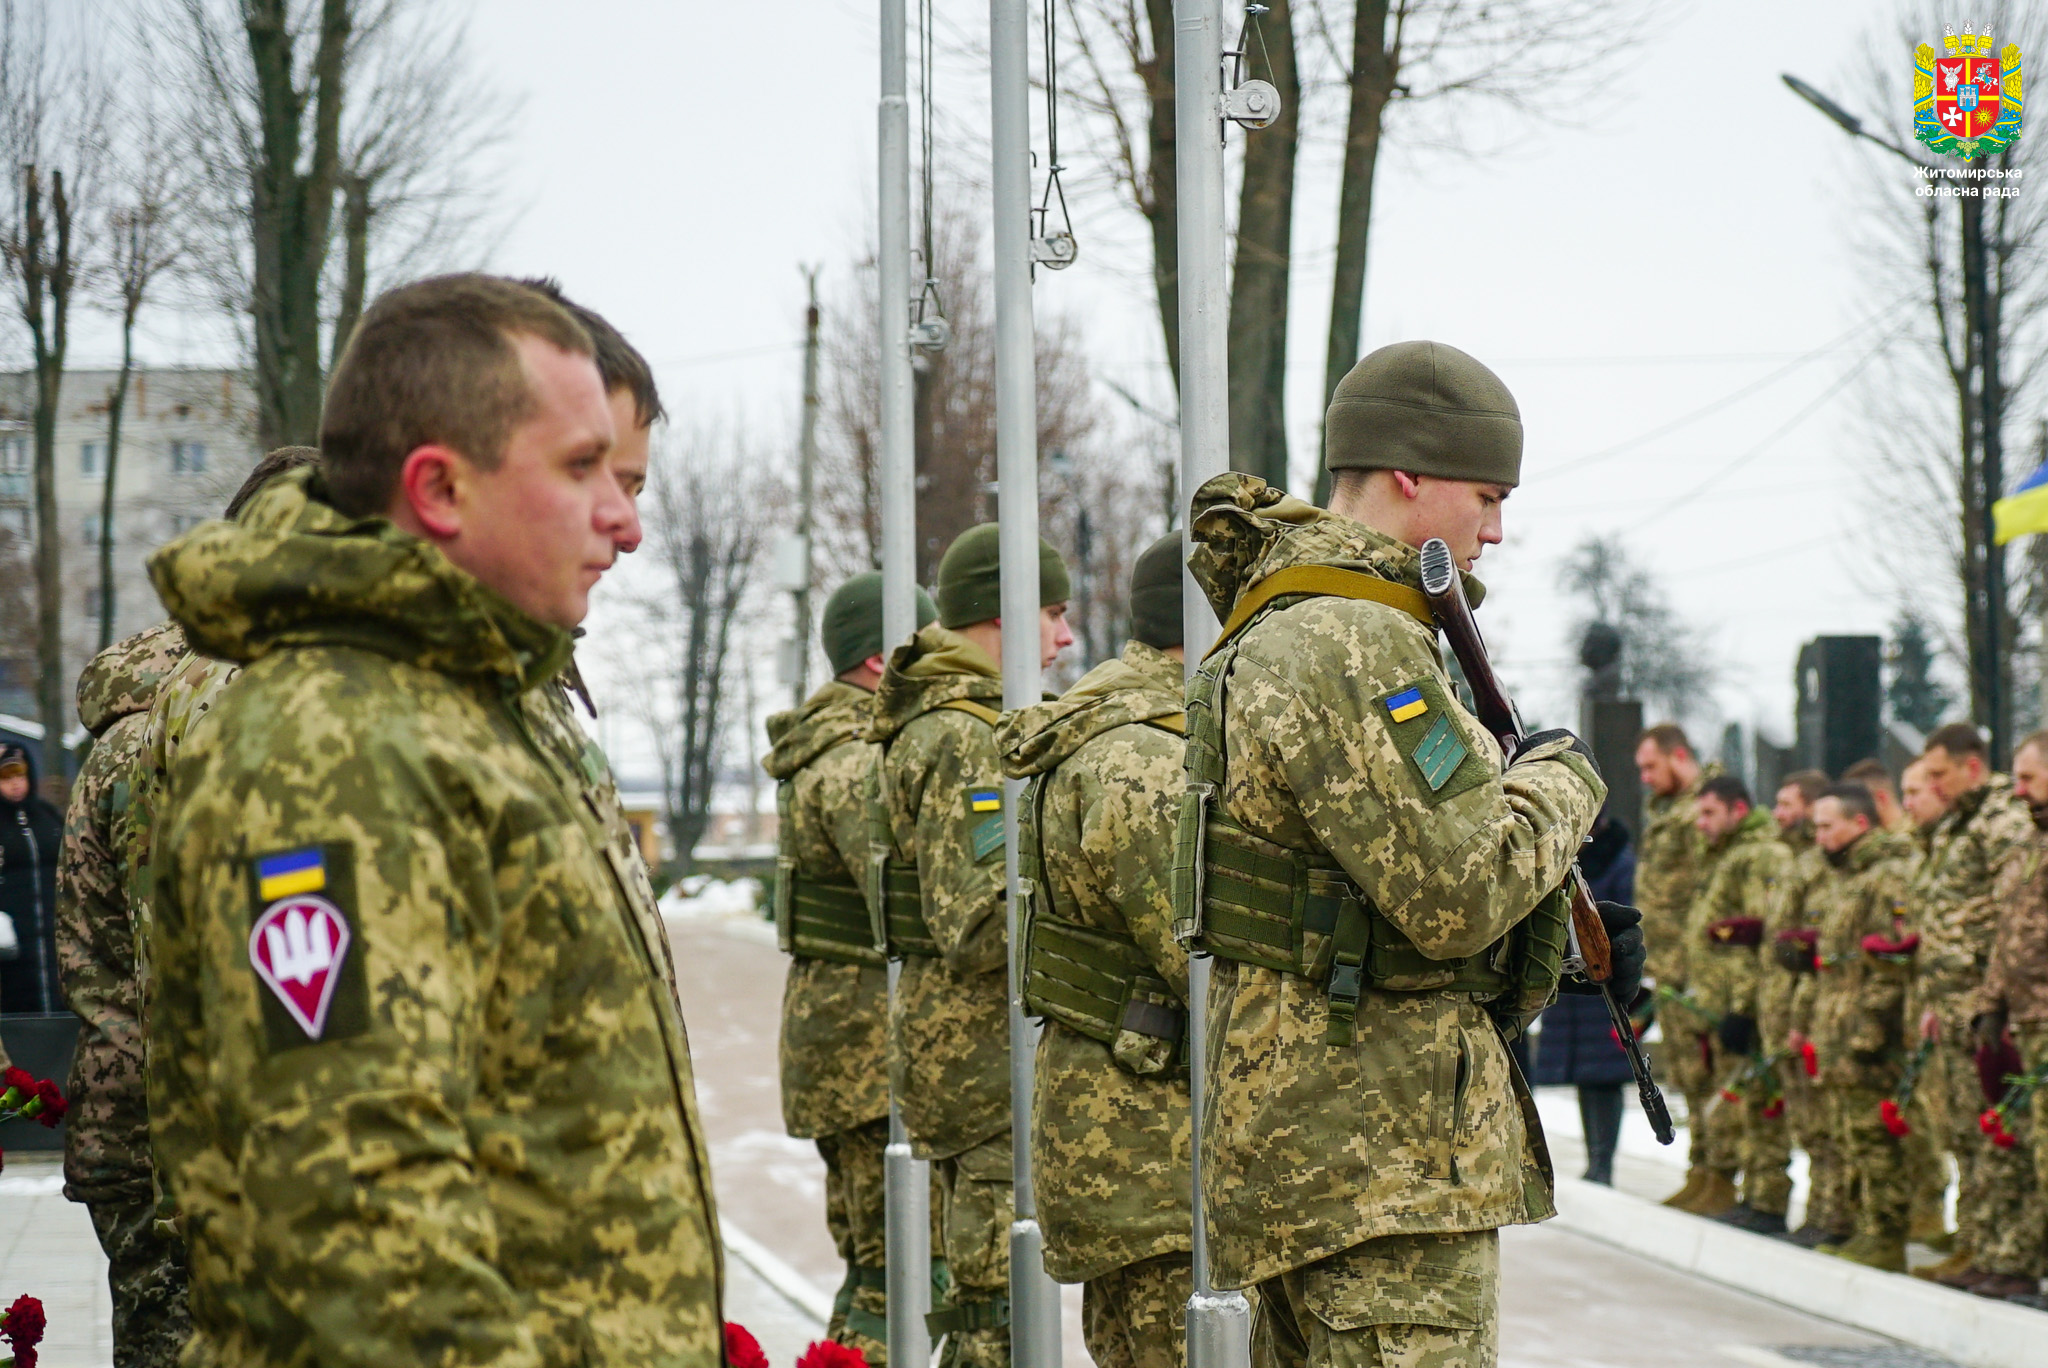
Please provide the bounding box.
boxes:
[968,790,1002,813]
[1385,687,1429,723]
[256,848,326,900]
[1995,460,2048,545]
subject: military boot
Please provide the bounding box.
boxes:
[1785,1223,1849,1250]
[1912,1249,1979,1285]
[1661,1167,1707,1208]
[1969,1274,2039,1300]
[1684,1170,1739,1217]
[1909,1208,1953,1252]
[1834,1233,1907,1273]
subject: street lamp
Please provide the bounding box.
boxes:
[1783,72,2008,761]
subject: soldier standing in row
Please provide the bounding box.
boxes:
[869,523,1074,1368]
[144,275,723,1364]
[1761,770,1835,1246]
[997,532,1192,1368]
[1179,341,1642,1365]
[1686,776,1791,1232]
[1909,724,2039,1295]
[767,573,936,1362]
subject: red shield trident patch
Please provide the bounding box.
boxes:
[249,896,353,1039]
[1934,56,2003,140]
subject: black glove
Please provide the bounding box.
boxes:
[1717,1011,1758,1057]
[1512,728,1601,778]
[1560,900,1644,1008]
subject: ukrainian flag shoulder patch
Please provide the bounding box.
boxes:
[255,847,327,900]
[1384,686,1429,723]
[967,788,1003,814]
[1376,679,1489,806]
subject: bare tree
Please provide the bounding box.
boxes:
[1228,0,1300,490]
[0,2,108,783]
[1557,535,1714,727]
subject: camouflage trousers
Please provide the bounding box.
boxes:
[2020,1026,2048,1201]
[1663,1028,1740,1175]
[933,1131,1015,1368]
[1727,1058,1792,1215]
[1827,1086,1907,1242]
[1252,1230,1498,1368]
[818,1116,892,1365]
[85,1195,190,1368]
[1935,1035,2044,1276]
[1083,1252,1191,1368]
[1787,1073,1847,1234]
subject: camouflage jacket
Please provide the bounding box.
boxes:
[1185,475,1605,1289]
[995,640,1190,1282]
[143,468,723,1368]
[1810,830,1917,1090]
[1908,775,2034,1030]
[764,681,890,1139]
[870,623,1011,1160]
[1637,765,1719,991]
[1762,829,1828,1051]
[1980,811,2048,1026]
[56,621,188,1205]
[1683,809,1788,1023]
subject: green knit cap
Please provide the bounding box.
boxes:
[822,571,937,675]
[1323,340,1522,486]
[935,522,1071,629]
[1127,530,1184,650]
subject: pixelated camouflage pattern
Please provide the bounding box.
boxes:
[89,1194,192,1368]
[1636,764,1719,994]
[1980,815,2048,1026]
[1828,1085,1910,1242]
[142,467,723,1368]
[1762,831,1828,1052]
[1684,808,1787,1022]
[934,1131,1015,1368]
[870,623,1011,1159]
[763,681,891,1138]
[817,1117,891,1364]
[1185,474,1605,1290]
[1908,775,2034,1036]
[1081,1252,1190,1368]
[2017,1024,2048,1205]
[995,640,1191,1282]
[1252,1229,1498,1368]
[57,621,188,1206]
[1810,830,1917,1092]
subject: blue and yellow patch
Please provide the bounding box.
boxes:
[255,847,326,900]
[1385,686,1429,724]
[967,788,1003,814]
[1376,679,1489,806]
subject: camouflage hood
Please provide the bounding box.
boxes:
[997,640,1183,779]
[1709,805,1775,855]
[1186,472,1485,624]
[762,680,873,780]
[74,620,188,737]
[868,622,1003,746]
[147,465,571,692]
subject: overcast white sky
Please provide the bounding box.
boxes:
[77,0,2013,784]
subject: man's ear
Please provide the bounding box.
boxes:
[396,444,465,540]
[1391,471,1423,499]
[864,653,886,674]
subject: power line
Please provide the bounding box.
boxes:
[650,340,804,368]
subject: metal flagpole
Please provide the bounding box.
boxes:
[1178,1,1267,1364]
[879,0,932,1359]
[991,0,1063,1361]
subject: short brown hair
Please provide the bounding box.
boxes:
[519,277,665,429]
[1779,768,1830,803]
[224,446,321,520]
[1819,782,1879,826]
[1840,758,1894,793]
[1637,723,1692,756]
[320,273,593,517]
[1699,774,1751,809]
[1924,722,1987,761]
[2016,730,2048,762]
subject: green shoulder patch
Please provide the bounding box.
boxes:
[1376,678,1491,806]
[245,842,371,1054]
[971,813,1007,863]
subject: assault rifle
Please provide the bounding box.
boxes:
[1419,537,1677,1146]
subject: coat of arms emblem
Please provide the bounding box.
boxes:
[1916,24,2024,158]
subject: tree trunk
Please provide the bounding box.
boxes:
[245,0,352,449]
[1141,0,1179,390]
[331,173,370,365]
[1225,0,1299,491]
[23,165,73,789]
[1316,0,1394,507]
[99,308,136,654]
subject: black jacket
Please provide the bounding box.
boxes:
[1533,816,1638,1087]
[0,761,65,1015]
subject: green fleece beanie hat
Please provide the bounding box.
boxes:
[1128,531,1185,650]
[822,571,937,675]
[935,522,1071,629]
[1323,340,1522,487]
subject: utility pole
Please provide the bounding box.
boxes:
[1963,181,2008,761]
[990,0,1063,1360]
[790,267,822,709]
[1177,3,1274,1367]
[878,0,932,1361]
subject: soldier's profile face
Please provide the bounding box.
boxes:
[1919,745,1981,803]
[1772,784,1808,832]
[1406,477,1507,570]
[1811,796,1865,853]
[1694,792,1741,840]
[2014,743,2048,807]
[605,388,650,556]
[1635,739,1680,796]
[1900,764,1946,828]
[1039,603,1074,669]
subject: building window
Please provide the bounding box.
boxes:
[81,513,104,548]
[167,512,201,536]
[0,437,25,472]
[171,440,208,474]
[84,583,108,618]
[80,441,103,479]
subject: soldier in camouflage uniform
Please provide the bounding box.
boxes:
[1797,784,1919,1270]
[142,276,722,1366]
[1907,724,2040,1296]
[1182,343,1643,1368]
[1633,725,1726,1209]
[1972,731,2048,1307]
[1759,770,1845,1247]
[767,573,937,1362]
[870,523,1074,1368]
[1684,776,1793,1231]
[996,532,1192,1368]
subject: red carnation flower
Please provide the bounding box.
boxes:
[798,1341,871,1368]
[725,1322,768,1368]
[1762,1098,1785,1119]
[3,1293,46,1368]
[0,1068,30,1093]
[1994,1130,2018,1150]
[1799,1040,1818,1077]
[28,1081,63,1130]
[1980,1108,2002,1135]
[1719,1088,1742,1105]
[1879,1098,1911,1137]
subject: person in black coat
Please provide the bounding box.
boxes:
[0,743,65,1015]
[1533,811,1638,1184]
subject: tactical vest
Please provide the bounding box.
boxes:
[1016,710,1190,1076]
[773,769,886,969]
[866,696,1004,959]
[1169,564,1570,1045]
